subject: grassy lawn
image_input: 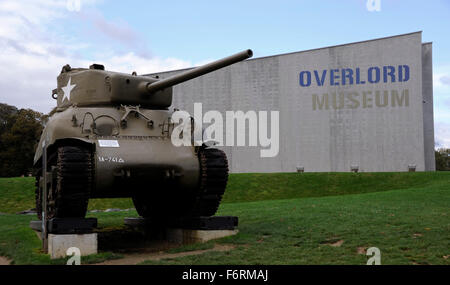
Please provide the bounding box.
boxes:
[0,172,448,264]
[141,180,450,265]
[0,177,36,214]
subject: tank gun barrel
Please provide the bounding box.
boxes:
[145,49,253,93]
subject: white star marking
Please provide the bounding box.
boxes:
[61,77,76,103]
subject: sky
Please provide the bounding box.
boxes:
[0,0,449,147]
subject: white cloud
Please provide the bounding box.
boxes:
[0,0,198,113]
[0,0,72,112]
[435,121,450,149]
[104,52,193,74]
[432,65,450,148]
[433,65,450,91]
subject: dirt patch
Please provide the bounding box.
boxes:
[321,238,344,247]
[327,240,344,247]
[95,244,235,265]
[356,247,366,255]
[0,256,11,265]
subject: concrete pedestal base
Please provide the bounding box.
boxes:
[123,217,239,245]
[48,233,98,259]
[166,228,239,244]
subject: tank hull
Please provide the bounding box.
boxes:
[34,106,200,199]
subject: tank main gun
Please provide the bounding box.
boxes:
[142,49,253,94]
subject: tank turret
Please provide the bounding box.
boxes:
[55,50,252,110]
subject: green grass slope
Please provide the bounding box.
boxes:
[1,172,449,214]
[222,171,450,203]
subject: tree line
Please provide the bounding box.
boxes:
[0,103,47,177]
[435,148,450,171]
[0,102,449,177]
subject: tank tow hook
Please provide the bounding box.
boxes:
[113,169,131,179]
[165,169,183,180]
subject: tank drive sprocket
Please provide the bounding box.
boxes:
[133,147,229,219]
[35,146,93,220]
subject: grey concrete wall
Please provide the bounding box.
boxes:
[149,32,433,173]
[422,42,436,171]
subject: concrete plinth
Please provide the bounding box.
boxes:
[166,228,239,244]
[48,233,98,259]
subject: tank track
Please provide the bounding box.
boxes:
[35,146,93,219]
[133,147,229,218]
[35,177,42,220]
[192,147,229,216]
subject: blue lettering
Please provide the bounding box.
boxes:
[299,65,410,87]
[356,68,365,84]
[299,71,311,87]
[330,69,340,86]
[398,65,409,82]
[368,67,380,83]
[314,70,327,86]
[383,66,396,83]
[342,68,354,85]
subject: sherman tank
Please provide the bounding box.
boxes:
[33,49,253,220]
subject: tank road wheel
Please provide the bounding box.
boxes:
[35,146,93,219]
[132,147,229,219]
